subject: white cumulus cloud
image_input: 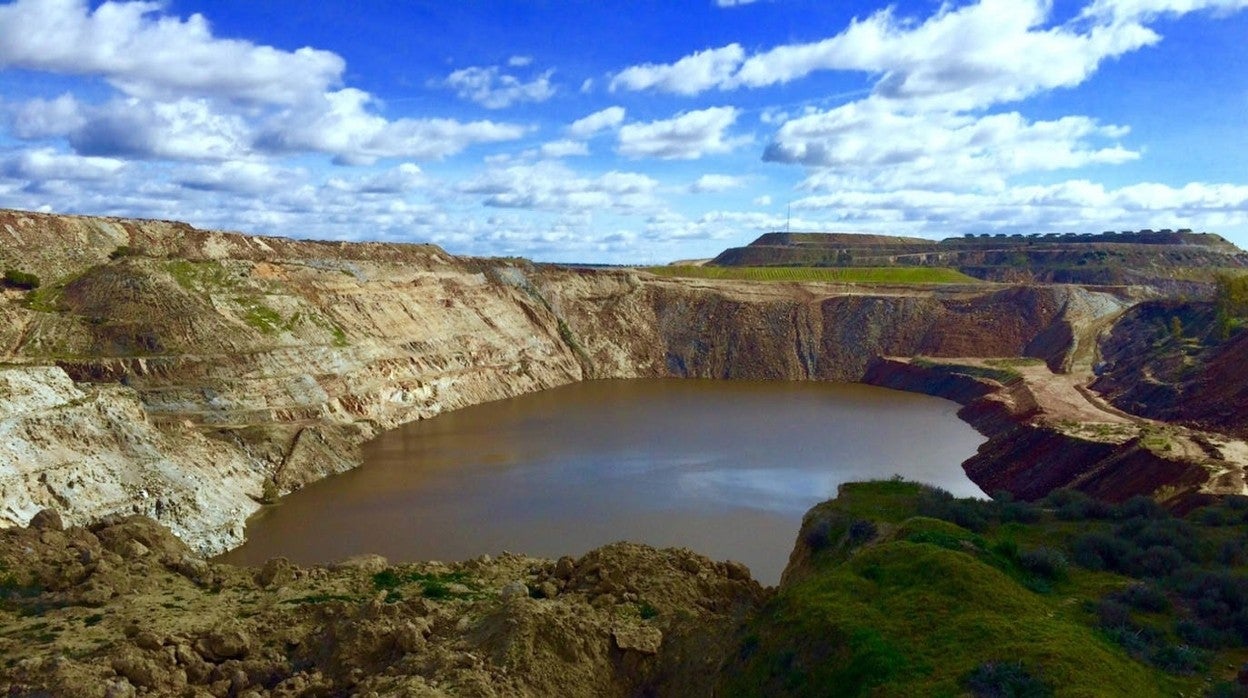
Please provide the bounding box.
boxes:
[460,161,660,212]
[0,147,126,180]
[540,140,590,158]
[610,44,746,96]
[617,107,743,160]
[258,89,528,165]
[568,106,626,139]
[768,99,1139,190]
[608,0,1179,112]
[689,174,747,193]
[0,0,344,104]
[440,65,556,109]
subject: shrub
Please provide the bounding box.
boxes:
[1119,518,1197,559]
[2,268,40,290]
[1175,618,1230,649]
[1131,545,1190,579]
[1072,532,1138,573]
[1218,539,1247,566]
[1194,506,1237,527]
[1225,495,1248,512]
[993,538,1019,561]
[1095,598,1134,631]
[109,245,138,260]
[372,569,401,590]
[803,518,835,552]
[1046,489,1112,521]
[916,489,992,532]
[964,661,1053,698]
[847,519,878,546]
[1148,644,1206,675]
[1115,496,1169,521]
[421,580,451,599]
[1000,501,1042,524]
[1110,583,1170,613]
[1207,681,1248,698]
[1018,547,1069,582]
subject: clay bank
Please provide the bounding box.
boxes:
[1,208,1246,555]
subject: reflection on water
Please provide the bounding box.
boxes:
[220,379,986,585]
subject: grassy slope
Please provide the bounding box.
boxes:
[643,266,983,284]
[723,481,1248,696]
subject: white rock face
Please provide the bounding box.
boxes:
[0,366,263,553]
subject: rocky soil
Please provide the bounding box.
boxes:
[0,510,765,697]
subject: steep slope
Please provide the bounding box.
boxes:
[1093,299,1248,439]
[722,480,1248,696]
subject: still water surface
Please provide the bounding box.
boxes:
[222,379,986,584]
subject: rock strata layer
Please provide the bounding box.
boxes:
[0,208,1221,552]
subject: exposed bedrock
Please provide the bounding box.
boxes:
[862,358,1223,512]
[0,209,1185,553]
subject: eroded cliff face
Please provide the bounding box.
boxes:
[0,209,1144,552]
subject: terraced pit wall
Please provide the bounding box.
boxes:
[0,210,1141,553]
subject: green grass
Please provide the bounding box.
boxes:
[720,481,1248,696]
[911,357,1024,384]
[371,569,478,600]
[642,265,982,284]
[165,259,236,291]
[236,297,285,334]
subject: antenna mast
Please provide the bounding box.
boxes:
[786,202,791,233]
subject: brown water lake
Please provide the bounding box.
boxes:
[221,379,987,585]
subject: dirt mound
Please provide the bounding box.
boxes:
[0,515,766,697]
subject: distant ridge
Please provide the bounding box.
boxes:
[709,229,1247,286]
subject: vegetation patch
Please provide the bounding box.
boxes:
[911,357,1024,384]
[165,259,236,292]
[721,480,1248,695]
[1214,272,1248,339]
[2,268,40,290]
[643,265,982,284]
[236,297,286,334]
[371,569,478,600]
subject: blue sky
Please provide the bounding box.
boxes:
[0,0,1245,263]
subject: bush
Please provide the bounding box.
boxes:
[1131,545,1190,579]
[847,519,878,546]
[1046,489,1112,521]
[2,268,40,290]
[1072,532,1138,573]
[1148,644,1206,675]
[1095,598,1134,630]
[1119,518,1197,559]
[1175,618,1230,649]
[1018,547,1069,582]
[1176,571,1248,625]
[1110,583,1170,613]
[1218,539,1247,566]
[1208,681,1248,698]
[109,245,138,260]
[1225,495,1248,512]
[916,489,992,532]
[964,661,1053,698]
[803,518,835,552]
[1000,501,1042,524]
[1115,496,1169,521]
